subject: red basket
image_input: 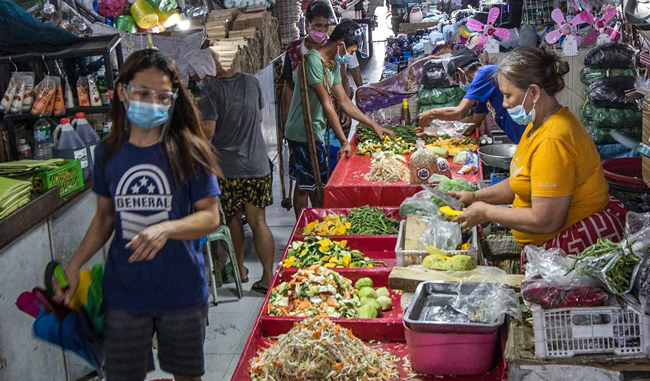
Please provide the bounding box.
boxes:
[602,157,648,189]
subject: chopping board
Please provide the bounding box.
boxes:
[389,266,524,292]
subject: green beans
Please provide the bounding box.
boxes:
[346,206,400,235]
[356,124,418,144]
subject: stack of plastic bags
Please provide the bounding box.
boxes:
[418,58,465,113]
[0,176,31,220]
[0,159,65,178]
[581,42,642,147]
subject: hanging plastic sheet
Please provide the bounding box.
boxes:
[0,0,79,48]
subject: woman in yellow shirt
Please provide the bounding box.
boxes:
[451,46,627,262]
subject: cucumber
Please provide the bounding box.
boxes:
[428,146,449,158]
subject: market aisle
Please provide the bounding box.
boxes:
[146,12,392,381]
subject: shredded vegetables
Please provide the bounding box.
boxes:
[249,317,400,380]
[365,152,409,183]
[268,265,359,318]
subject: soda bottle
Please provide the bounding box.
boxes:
[18,139,33,160]
[33,118,53,160]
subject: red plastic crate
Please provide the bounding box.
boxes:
[293,207,402,241]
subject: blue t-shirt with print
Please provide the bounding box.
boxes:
[464,65,526,144]
[92,141,220,313]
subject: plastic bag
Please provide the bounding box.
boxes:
[52,77,65,116]
[580,67,638,85]
[148,0,177,12]
[584,42,636,69]
[419,216,462,251]
[418,86,465,106]
[420,58,455,89]
[31,75,57,117]
[77,77,90,107]
[589,76,639,109]
[452,281,520,324]
[97,0,128,17]
[409,147,441,184]
[521,246,609,309]
[582,102,641,144]
[420,101,460,113]
[399,190,442,218]
[423,120,475,138]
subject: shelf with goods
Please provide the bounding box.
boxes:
[0,35,122,162]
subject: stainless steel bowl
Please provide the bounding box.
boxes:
[477,144,518,169]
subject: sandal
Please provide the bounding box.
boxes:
[251,281,269,294]
[240,267,249,283]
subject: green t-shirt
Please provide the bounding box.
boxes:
[284,50,342,143]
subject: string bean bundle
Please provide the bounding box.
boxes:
[347,206,400,235]
[356,124,418,144]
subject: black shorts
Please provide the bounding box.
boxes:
[287,139,329,191]
[104,303,208,381]
[218,173,273,217]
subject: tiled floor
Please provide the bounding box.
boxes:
[146,12,392,380]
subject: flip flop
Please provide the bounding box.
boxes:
[241,267,249,284]
[251,281,269,295]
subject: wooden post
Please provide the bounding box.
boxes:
[297,49,324,205]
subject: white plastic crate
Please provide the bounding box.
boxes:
[532,304,650,359]
[395,220,478,267]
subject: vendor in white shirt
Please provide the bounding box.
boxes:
[281,1,362,135]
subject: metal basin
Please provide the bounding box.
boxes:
[477,144,518,169]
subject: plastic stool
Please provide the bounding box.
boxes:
[205,225,244,302]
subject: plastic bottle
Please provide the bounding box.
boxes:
[72,113,100,176]
[18,139,33,160]
[96,68,110,106]
[422,33,432,55]
[53,118,90,179]
[34,118,53,160]
[400,99,411,126]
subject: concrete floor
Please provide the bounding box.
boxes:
[145,10,391,381]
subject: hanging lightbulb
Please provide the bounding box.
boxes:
[178,18,191,30]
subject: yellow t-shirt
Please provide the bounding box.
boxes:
[509,106,609,246]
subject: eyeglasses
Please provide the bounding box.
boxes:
[125,85,178,105]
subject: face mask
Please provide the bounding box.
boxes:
[126,100,171,129]
[458,71,471,92]
[309,30,328,44]
[335,43,353,64]
[507,88,536,126]
[198,80,206,90]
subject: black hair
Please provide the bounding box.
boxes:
[328,19,361,48]
[305,1,333,22]
[461,61,482,74]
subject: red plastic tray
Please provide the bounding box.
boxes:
[323,131,483,208]
[292,207,402,241]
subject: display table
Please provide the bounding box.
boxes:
[323,137,483,208]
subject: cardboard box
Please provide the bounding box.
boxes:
[232,11,268,31]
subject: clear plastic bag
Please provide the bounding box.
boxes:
[452,281,521,324]
[399,190,441,218]
[521,246,609,309]
[418,216,462,251]
[423,120,475,139]
[588,76,639,110]
[420,58,455,89]
[31,75,57,117]
[583,42,636,69]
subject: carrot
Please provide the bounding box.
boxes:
[326,298,336,306]
[298,300,312,309]
[308,264,321,271]
[333,362,344,370]
[319,313,328,317]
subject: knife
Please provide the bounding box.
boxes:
[610,131,650,157]
[421,185,464,211]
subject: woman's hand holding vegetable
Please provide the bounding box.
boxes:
[448,190,477,206]
[126,222,171,262]
[452,201,490,229]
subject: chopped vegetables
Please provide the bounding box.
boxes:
[249,317,399,380]
[267,266,359,318]
[347,206,400,235]
[357,123,417,143]
[283,237,387,268]
[357,135,413,156]
[365,152,410,183]
[303,214,351,235]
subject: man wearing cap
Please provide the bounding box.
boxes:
[418,45,526,144]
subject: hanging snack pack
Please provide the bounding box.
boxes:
[52,77,66,116]
[2,72,36,114]
[87,76,103,107]
[21,73,35,112]
[31,76,57,117]
[9,81,25,114]
[1,73,19,112]
[77,77,91,107]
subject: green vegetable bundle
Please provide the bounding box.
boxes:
[347,206,400,235]
[356,124,417,144]
[418,86,465,106]
[568,239,640,296]
[582,102,642,144]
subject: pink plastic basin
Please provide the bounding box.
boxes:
[404,322,498,376]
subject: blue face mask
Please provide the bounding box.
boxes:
[126,100,171,129]
[198,80,206,90]
[507,88,536,126]
[458,71,471,92]
[335,43,353,64]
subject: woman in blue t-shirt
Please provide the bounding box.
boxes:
[418,45,526,144]
[56,50,222,381]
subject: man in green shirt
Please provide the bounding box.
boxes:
[285,19,394,216]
